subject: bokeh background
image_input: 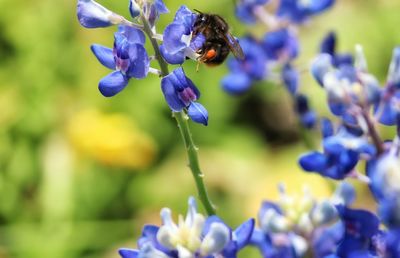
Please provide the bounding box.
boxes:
[0,0,399,257]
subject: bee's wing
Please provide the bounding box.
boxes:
[224,33,245,60]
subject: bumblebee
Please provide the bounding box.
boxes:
[192,11,244,65]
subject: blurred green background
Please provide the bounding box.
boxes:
[0,0,399,257]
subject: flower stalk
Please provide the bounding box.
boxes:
[140,15,216,216]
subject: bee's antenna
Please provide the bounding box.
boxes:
[193,9,203,14]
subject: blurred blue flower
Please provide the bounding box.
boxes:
[222,36,267,94]
[160,5,205,64]
[235,0,269,24]
[294,94,316,129]
[299,137,360,180]
[91,25,149,97]
[262,28,299,61]
[161,67,208,125]
[276,0,336,24]
[320,31,354,68]
[384,229,400,258]
[282,63,299,95]
[77,0,126,28]
[119,197,254,258]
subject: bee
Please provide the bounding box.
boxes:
[192,10,244,65]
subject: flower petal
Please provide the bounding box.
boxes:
[118,248,139,258]
[90,44,115,69]
[161,75,185,111]
[299,152,327,172]
[77,0,122,28]
[234,218,255,249]
[98,71,129,97]
[160,44,185,65]
[126,43,150,79]
[221,73,252,95]
[188,102,208,126]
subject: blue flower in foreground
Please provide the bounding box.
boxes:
[235,0,269,24]
[335,205,380,258]
[77,0,126,28]
[276,0,336,24]
[161,67,208,125]
[222,36,267,94]
[119,197,255,258]
[251,185,347,258]
[91,26,149,97]
[160,5,205,64]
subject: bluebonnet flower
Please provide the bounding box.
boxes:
[119,197,255,258]
[159,5,205,64]
[161,67,208,125]
[375,47,400,126]
[319,31,354,68]
[276,0,336,24]
[234,0,269,24]
[77,0,127,28]
[250,184,350,258]
[300,119,376,180]
[91,25,150,97]
[299,140,359,180]
[139,0,169,28]
[335,205,380,258]
[311,48,380,118]
[262,28,299,61]
[294,94,316,129]
[221,36,267,94]
[282,63,299,95]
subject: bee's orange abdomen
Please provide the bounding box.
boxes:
[205,49,216,60]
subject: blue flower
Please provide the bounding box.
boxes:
[375,47,400,125]
[282,63,299,95]
[384,229,400,258]
[161,67,208,125]
[222,36,267,94]
[320,31,354,68]
[145,0,169,28]
[91,26,150,97]
[119,197,254,258]
[335,205,380,258]
[299,137,360,180]
[387,47,400,88]
[235,0,269,24]
[276,0,336,24]
[262,28,299,61]
[294,94,316,129]
[159,5,205,64]
[77,0,125,28]
[367,153,400,201]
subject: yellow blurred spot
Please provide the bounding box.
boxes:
[67,109,156,170]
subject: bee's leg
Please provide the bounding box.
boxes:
[196,61,201,72]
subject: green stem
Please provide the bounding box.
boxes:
[140,15,216,215]
[174,112,216,215]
